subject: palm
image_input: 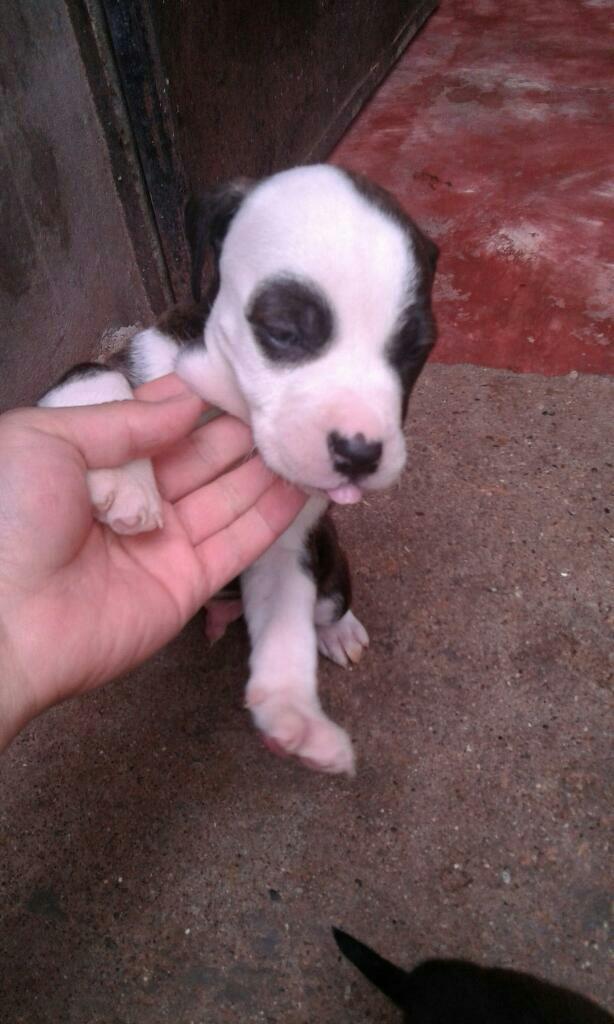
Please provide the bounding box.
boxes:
[33,497,207,703]
[0,395,304,725]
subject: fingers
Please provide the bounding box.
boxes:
[195,478,308,595]
[33,391,205,469]
[175,453,277,544]
[154,413,254,502]
[133,373,198,403]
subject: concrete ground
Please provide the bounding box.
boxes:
[1,363,612,1022]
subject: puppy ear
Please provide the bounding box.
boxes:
[412,224,439,279]
[185,177,253,301]
[423,234,439,274]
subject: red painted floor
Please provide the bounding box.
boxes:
[332,0,614,376]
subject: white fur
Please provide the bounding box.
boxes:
[177,342,250,422]
[316,610,369,669]
[41,165,423,775]
[242,496,355,776]
[87,458,163,535]
[39,370,163,534]
[314,597,370,666]
[130,328,180,384]
[176,165,415,494]
[39,369,134,408]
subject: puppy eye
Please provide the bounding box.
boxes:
[247,276,334,364]
[262,325,299,348]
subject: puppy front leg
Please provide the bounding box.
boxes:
[39,365,163,535]
[242,539,355,777]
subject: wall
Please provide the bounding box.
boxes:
[0,0,160,409]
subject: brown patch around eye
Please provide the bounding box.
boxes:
[247,275,334,364]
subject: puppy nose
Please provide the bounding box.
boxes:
[328,431,383,479]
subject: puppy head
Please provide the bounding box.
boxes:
[191,165,437,502]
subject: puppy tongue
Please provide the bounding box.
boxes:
[326,484,363,505]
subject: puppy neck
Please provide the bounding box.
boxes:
[177,321,250,424]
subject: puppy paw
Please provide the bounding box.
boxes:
[247,692,355,776]
[317,610,369,668]
[87,459,163,535]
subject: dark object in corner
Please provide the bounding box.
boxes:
[332,927,613,1023]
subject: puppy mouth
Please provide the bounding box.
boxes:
[254,431,399,504]
[325,483,364,505]
[325,461,405,504]
[261,447,401,504]
[271,461,367,504]
[283,475,365,505]
[274,451,397,504]
[256,436,366,501]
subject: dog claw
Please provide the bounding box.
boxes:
[317,610,369,668]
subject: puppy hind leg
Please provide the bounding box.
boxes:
[39,364,163,535]
[242,535,355,776]
[307,515,370,668]
[317,608,369,669]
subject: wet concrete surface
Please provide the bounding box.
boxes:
[1,364,612,1022]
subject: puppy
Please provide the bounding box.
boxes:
[333,928,613,1023]
[40,165,438,775]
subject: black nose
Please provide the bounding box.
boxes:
[328,431,383,480]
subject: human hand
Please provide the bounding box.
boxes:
[0,374,306,749]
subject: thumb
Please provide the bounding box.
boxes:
[36,391,205,468]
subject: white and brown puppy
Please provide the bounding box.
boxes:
[40,165,438,775]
